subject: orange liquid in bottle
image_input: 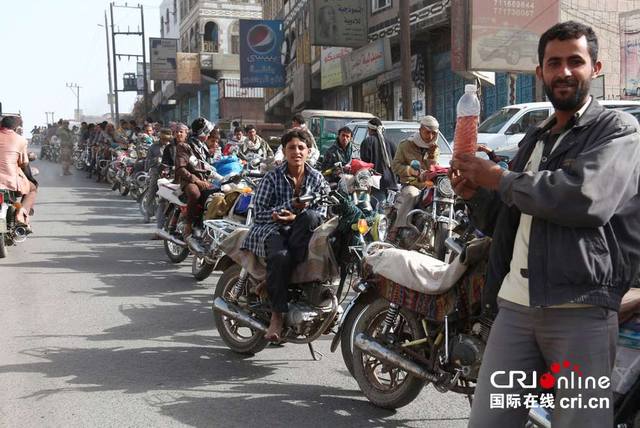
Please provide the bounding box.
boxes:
[453,115,479,157]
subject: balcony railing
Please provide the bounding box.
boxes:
[202,40,219,53]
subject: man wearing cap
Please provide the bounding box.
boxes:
[391,115,441,231]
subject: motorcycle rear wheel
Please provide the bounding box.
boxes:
[352,298,427,409]
[213,264,269,355]
[0,233,7,258]
[192,255,215,281]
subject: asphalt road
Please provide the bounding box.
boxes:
[0,156,471,427]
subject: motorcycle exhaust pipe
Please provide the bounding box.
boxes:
[213,297,268,333]
[354,333,443,384]
[156,229,186,247]
[13,226,29,243]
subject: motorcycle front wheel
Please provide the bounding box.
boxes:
[352,298,427,409]
[163,214,189,264]
[213,264,269,355]
[192,255,215,281]
[340,297,372,377]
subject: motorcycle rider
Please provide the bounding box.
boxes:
[390,115,440,233]
[451,21,640,428]
[57,120,74,176]
[174,118,215,249]
[360,117,398,209]
[0,116,37,226]
[290,114,319,166]
[319,126,353,174]
[223,126,245,156]
[154,123,183,234]
[241,129,328,342]
[144,127,172,227]
[238,124,273,162]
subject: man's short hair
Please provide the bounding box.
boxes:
[337,126,352,136]
[233,126,243,134]
[1,115,21,130]
[281,129,309,148]
[291,113,305,125]
[538,21,598,66]
[244,124,256,132]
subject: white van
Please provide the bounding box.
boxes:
[478,100,640,153]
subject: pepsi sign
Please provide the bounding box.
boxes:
[240,20,285,88]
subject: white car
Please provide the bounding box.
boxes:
[347,120,453,166]
[478,100,640,154]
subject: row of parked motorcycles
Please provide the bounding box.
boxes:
[66,142,639,427]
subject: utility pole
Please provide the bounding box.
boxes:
[66,82,81,120]
[400,0,412,121]
[45,112,55,125]
[101,11,115,122]
[110,2,150,123]
[110,2,119,123]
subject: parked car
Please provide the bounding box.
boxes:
[346,120,453,166]
[478,100,640,156]
[301,110,375,155]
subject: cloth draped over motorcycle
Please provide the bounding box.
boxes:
[220,217,340,284]
[363,237,491,321]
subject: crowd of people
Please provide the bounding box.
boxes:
[2,20,640,427]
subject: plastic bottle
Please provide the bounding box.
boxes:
[453,84,481,157]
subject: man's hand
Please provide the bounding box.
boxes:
[292,200,308,211]
[272,209,296,223]
[196,179,212,191]
[450,153,506,191]
[449,168,478,199]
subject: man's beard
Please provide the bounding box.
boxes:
[543,76,591,111]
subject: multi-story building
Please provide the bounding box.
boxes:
[151,0,265,128]
[263,0,638,141]
[151,0,181,124]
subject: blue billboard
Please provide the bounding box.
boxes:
[239,19,285,88]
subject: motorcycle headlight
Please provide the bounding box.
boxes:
[437,177,454,198]
[373,215,388,242]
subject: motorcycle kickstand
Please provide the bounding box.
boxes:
[307,343,324,361]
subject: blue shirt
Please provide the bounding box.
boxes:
[241,162,328,258]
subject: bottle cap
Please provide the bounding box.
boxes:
[465,84,477,93]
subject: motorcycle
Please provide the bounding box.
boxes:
[0,189,31,258]
[211,190,386,361]
[190,170,262,281]
[387,163,457,261]
[349,235,492,409]
[156,178,190,264]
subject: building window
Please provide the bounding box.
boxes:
[203,21,219,53]
[371,0,391,13]
[230,21,240,54]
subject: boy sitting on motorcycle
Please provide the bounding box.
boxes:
[241,130,329,342]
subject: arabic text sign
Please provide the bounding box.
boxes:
[311,0,368,48]
[321,47,352,89]
[176,53,201,85]
[239,19,285,88]
[470,0,560,72]
[342,39,391,86]
[621,10,640,97]
[150,38,178,81]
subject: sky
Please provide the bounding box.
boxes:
[0,0,161,134]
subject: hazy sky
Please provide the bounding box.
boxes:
[0,0,160,133]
